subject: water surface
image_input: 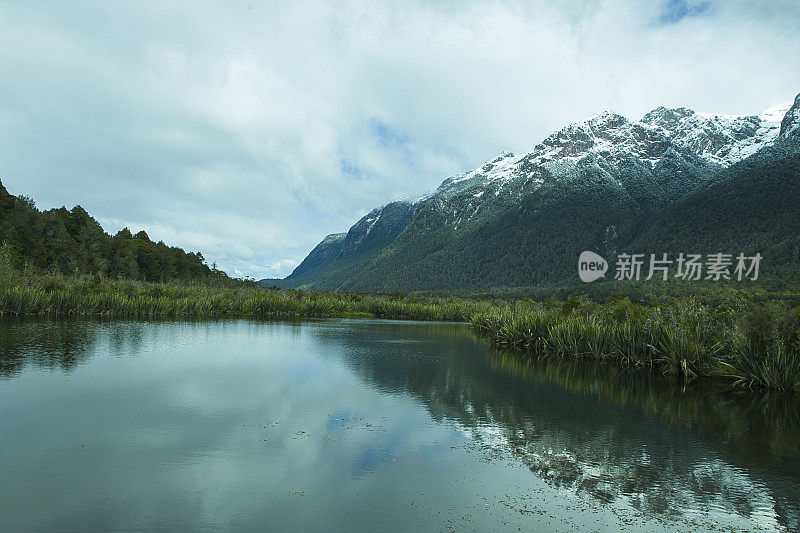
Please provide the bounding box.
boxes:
[1,318,799,532]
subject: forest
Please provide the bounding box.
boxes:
[0,180,222,283]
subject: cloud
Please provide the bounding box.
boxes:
[0,1,798,278]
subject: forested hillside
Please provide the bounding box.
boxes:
[0,180,220,282]
[630,139,800,283]
[338,166,644,292]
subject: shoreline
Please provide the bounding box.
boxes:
[2,271,798,395]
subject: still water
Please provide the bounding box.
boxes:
[1,318,799,532]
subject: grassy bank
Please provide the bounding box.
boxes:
[0,272,494,322]
[3,271,799,394]
[472,296,800,393]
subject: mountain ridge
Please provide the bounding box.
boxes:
[265,92,800,293]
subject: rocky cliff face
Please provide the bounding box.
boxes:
[780,93,800,139]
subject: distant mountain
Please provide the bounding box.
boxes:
[264,92,800,293]
[277,200,416,289]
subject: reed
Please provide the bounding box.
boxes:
[718,302,800,392]
[472,297,800,393]
[0,272,494,322]
[658,324,723,379]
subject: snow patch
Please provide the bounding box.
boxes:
[321,233,346,244]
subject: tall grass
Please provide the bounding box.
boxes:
[0,272,495,322]
[720,302,800,392]
[472,296,800,393]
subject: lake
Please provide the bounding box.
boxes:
[1,318,799,532]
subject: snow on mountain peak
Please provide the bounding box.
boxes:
[779,93,800,139]
[762,103,791,123]
[521,110,672,169]
[432,111,680,197]
[429,94,798,201]
[641,102,790,166]
[320,232,346,244]
[434,149,522,193]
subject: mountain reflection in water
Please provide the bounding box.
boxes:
[1,318,798,532]
[309,321,800,530]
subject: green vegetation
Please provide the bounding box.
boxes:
[0,270,493,321]
[0,178,493,322]
[412,278,800,305]
[631,140,800,281]
[472,296,800,393]
[0,180,222,282]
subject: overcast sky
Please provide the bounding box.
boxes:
[0,1,798,278]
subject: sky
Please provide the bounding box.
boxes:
[0,0,798,279]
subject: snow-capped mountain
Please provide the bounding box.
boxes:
[422,106,721,233]
[270,92,800,292]
[433,99,791,199]
[641,104,789,166]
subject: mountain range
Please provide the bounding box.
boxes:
[264,92,800,293]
